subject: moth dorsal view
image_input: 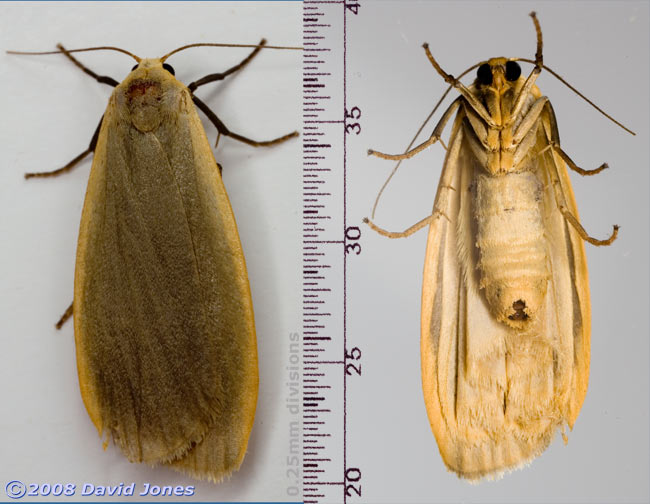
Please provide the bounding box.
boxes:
[12,40,299,482]
[365,12,634,480]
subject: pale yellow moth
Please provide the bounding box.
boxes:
[11,41,298,482]
[365,13,634,480]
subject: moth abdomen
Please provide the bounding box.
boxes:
[474,171,549,326]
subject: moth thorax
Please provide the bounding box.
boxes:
[473,172,549,328]
[124,79,164,132]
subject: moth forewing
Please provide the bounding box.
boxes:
[73,58,258,481]
[368,13,625,481]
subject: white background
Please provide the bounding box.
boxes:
[346,1,649,503]
[0,2,300,502]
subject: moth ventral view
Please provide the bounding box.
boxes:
[365,12,634,480]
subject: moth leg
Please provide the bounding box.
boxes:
[462,121,489,166]
[546,150,618,246]
[511,102,546,168]
[511,97,547,145]
[363,210,448,239]
[368,134,438,161]
[549,143,608,176]
[368,97,461,160]
[192,95,298,147]
[56,44,119,87]
[25,116,103,179]
[543,102,607,175]
[187,39,266,92]
[55,302,73,330]
[421,44,495,127]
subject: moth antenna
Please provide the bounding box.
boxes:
[529,11,544,68]
[6,45,140,62]
[370,63,480,220]
[521,12,634,135]
[515,58,636,135]
[161,42,302,62]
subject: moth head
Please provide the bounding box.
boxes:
[475,58,522,91]
[128,59,176,80]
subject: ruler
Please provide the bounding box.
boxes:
[302,1,360,503]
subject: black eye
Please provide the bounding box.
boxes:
[131,64,138,71]
[505,61,521,81]
[477,63,492,86]
[162,63,175,75]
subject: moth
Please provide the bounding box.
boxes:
[365,13,633,480]
[12,41,298,482]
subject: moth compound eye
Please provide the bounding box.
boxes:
[477,63,493,86]
[505,61,521,81]
[131,64,139,71]
[162,63,175,76]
